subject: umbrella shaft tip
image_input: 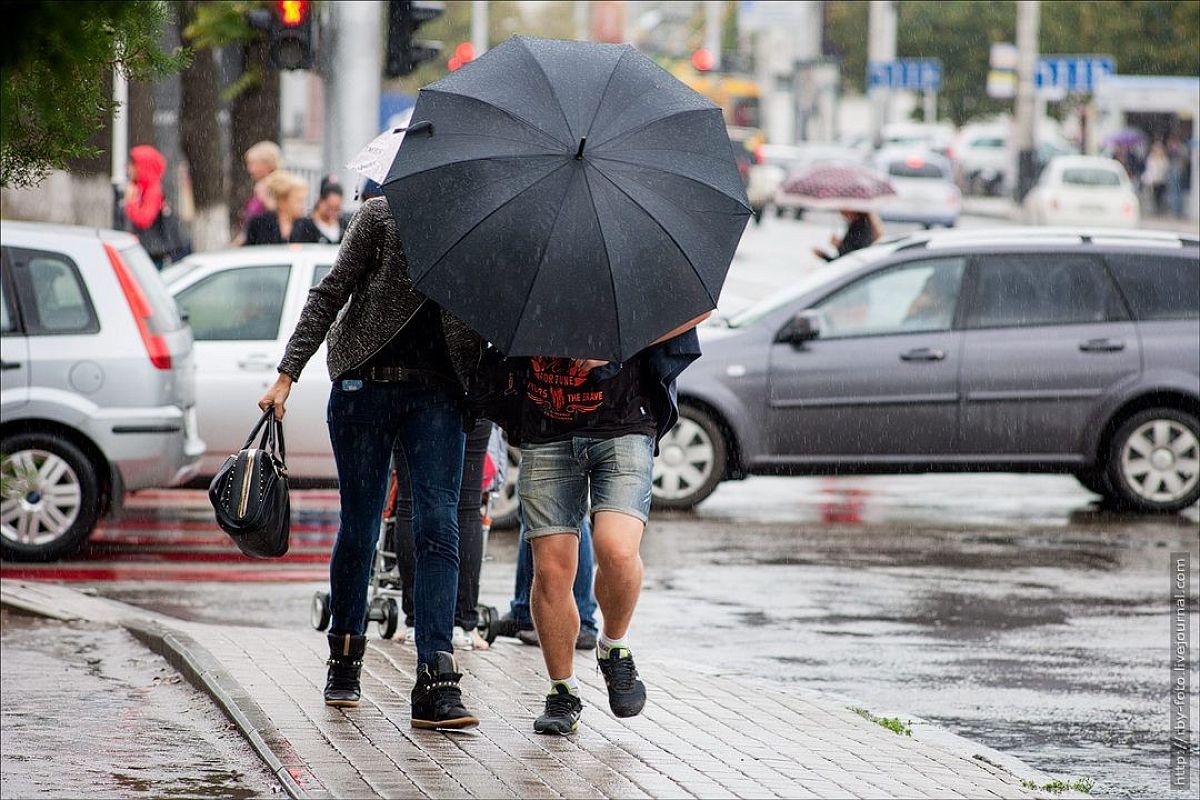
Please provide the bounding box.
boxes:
[575,137,587,160]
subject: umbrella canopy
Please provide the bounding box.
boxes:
[780,163,896,213]
[382,35,751,361]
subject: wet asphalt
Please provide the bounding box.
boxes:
[0,609,278,798]
[80,474,1199,799]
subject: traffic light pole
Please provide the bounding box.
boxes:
[471,0,488,58]
[323,0,383,202]
[1013,0,1040,203]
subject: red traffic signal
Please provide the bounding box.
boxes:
[277,0,308,27]
[691,47,715,72]
[449,41,476,71]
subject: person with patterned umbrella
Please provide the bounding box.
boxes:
[778,162,894,261]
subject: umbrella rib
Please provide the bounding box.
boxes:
[590,107,717,152]
[581,46,633,142]
[581,166,622,357]
[593,153,752,207]
[411,159,573,292]
[587,163,719,310]
[515,38,576,143]
[422,87,569,148]
[507,167,580,353]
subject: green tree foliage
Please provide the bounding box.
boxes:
[825,0,1200,127]
[1,1,187,188]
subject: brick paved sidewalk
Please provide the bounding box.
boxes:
[1,579,1076,799]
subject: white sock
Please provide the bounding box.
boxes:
[598,633,629,655]
[550,675,580,695]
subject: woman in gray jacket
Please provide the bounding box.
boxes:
[258,196,481,730]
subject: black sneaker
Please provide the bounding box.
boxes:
[534,683,583,735]
[597,646,646,718]
[411,652,479,730]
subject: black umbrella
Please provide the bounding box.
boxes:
[382,35,751,362]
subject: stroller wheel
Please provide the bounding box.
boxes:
[476,604,500,645]
[378,597,400,640]
[310,591,332,632]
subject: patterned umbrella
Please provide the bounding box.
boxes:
[780,163,896,212]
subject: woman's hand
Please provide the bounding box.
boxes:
[258,373,294,419]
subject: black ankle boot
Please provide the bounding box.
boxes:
[411,651,479,730]
[325,633,367,707]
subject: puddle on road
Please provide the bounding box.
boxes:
[0,610,278,798]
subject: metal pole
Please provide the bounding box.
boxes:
[1014,0,1040,202]
[868,0,897,147]
[111,65,128,230]
[471,0,488,56]
[574,0,589,40]
[704,0,722,72]
[925,89,936,124]
[324,0,383,205]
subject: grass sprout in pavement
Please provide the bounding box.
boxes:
[849,706,913,736]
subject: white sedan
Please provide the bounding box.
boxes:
[873,150,961,228]
[1023,155,1140,228]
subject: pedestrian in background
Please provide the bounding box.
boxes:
[242,172,321,245]
[260,194,482,730]
[124,144,184,269]
[310,176,349,244]
[1166,135,1186,219]
[234,140,284,245]
[1142,142,1169,215]
[813,209,883,262]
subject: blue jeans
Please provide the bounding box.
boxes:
[326,379,465,666]
[509,514,598,633]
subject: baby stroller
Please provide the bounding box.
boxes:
[311,427,509,641]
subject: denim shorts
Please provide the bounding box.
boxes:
[518,434,655,539]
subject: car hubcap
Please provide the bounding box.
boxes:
[653,418,715,500]
[0,450,82,546]
[1121,420,1200,504]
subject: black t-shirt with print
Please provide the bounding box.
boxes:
[521,354,657,444]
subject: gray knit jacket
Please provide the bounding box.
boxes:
[276,196,482,390]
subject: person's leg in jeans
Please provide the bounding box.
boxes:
[327,381,401,637]
[391,444,416,630]
[392,386,466,667]
[454,421,491,633]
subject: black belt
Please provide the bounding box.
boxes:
[347,366,455,385]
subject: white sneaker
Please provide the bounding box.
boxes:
[451,625,474,650]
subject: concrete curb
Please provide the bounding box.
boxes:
[125,620,317,800]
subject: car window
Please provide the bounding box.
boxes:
[970,137,1005,149]
[0,271,14,334]
[886,160,946,179]
[9,249,99,335]
[812,257,966,339]
[1106,252,1200,321]
[1061,168,1121,187]
[312,264,333,287]
[965,254,1124,329]
[175,265,291,341]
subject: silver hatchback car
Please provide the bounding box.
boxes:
[1,222,204,560]
[654,228,1200,514]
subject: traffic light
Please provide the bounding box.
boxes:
[691,48,715,72]
[269,0,314,70]
[448,42,476,72]
[386,1,444,78]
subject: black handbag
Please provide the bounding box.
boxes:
[136,205,187,264]
[209,408,290,558]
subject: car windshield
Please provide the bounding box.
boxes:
[727,243,901,328]
[1061,168,1122,187]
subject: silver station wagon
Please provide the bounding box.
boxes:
[652,228,1200,514]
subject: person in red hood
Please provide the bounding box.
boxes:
[124,145,166,231]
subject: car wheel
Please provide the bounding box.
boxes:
[774,205,787,218]
[1105,408,1200,513]
[0,432,101,562]
[652,404,727,511]
[489,446,522,530]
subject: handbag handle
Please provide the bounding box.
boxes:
[267,414,287,465]
[242,407,276,451]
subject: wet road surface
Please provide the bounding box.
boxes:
[0,609,278,798]
[24,474,1189,799]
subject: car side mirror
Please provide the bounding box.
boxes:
[779,311,821,346]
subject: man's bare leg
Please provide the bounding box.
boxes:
[529,533,580,681]
[591,510,645,640]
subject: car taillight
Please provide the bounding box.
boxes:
[1121,202,1134,217]
[104,242,172,370]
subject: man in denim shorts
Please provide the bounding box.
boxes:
[517,315,709,735]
